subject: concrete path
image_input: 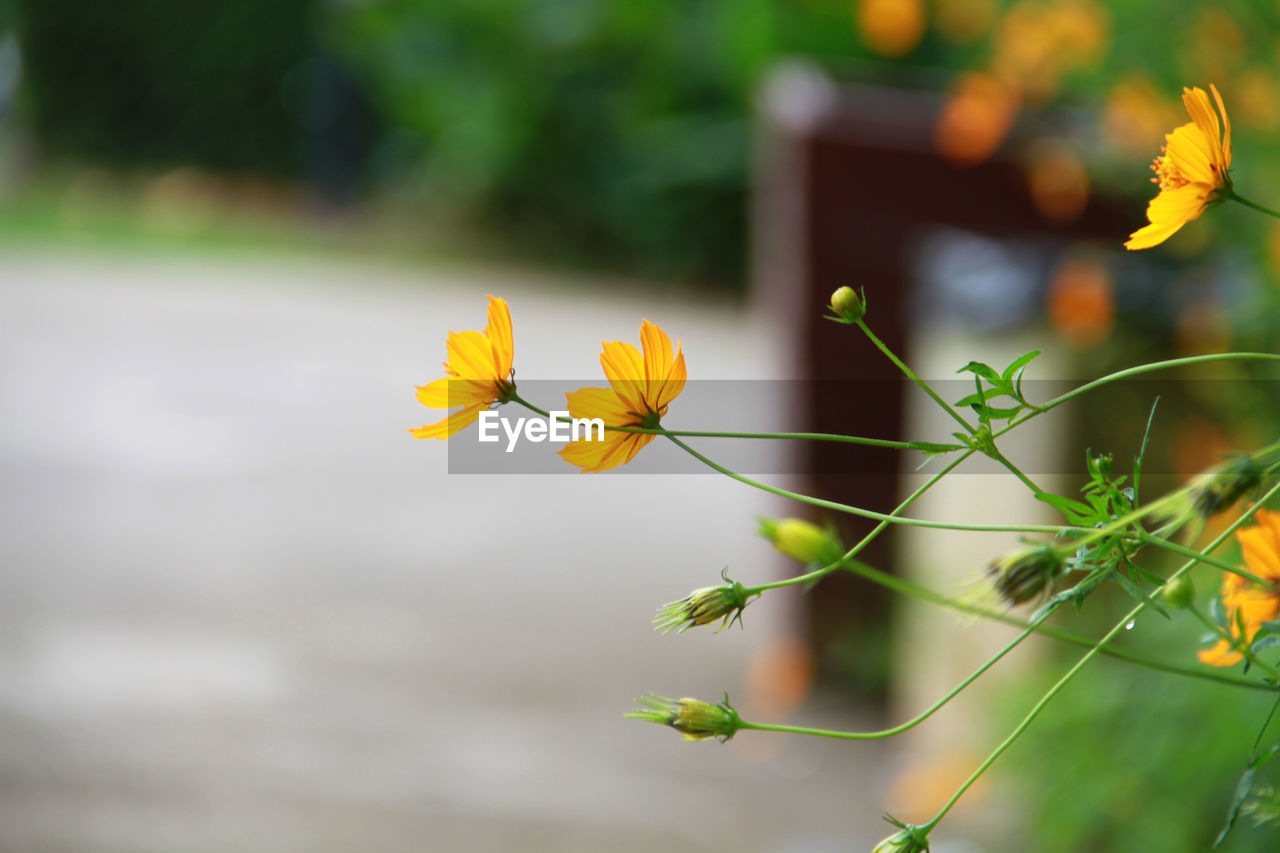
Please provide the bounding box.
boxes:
[0,249,893,852]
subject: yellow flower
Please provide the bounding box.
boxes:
[558,319,686,472]
[1199,508,1280,667]
[1126,84,1232,250]
[409,295,515,439]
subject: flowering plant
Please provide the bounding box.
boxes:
[411,82,1280,851]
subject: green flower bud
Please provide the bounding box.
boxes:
[1191,454,1265,518]
[988,543,1066,606]
[1160,575,1195,609]
[759,517,845,566]
[654,569,755,634]
[871,823,930,853]
[829,285,867,323]
[625,694,741,742]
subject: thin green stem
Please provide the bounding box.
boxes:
[1139,531,1272,587]
[1222,186,1280,220]
[994,353,1280,440]
[510,394,948,451]
[988,446,1049,500]
[664,434,1061,534]
[848,562,1277,692]
[855,318,975,435]
[736,604,1061,741]
[747,452,975,594]
[924,480,1280,832]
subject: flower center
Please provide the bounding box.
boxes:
[1149,148,1189,191]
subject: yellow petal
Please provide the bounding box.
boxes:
[416,377,497,409]
[1125,219,1183,250]
[1164,123,1217,186]
[1182,87,1223,172]
[485,295,514,378]
[446,330,498,380]
[1147,183,1211,224]
[600,340,647,414]
[1211,83,1231,169]
[559,431,654,473]
[640,319,674,383]
[1240,509,1280,581]
[409,404,485,439]
[652,345,687,413]
[1198,638,1243,667]
[564,386,635,425]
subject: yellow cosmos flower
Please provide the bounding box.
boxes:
[1126,84,1232,250]
[1198,508,1280,667]
[559,319,686,473]
[409,295,515,439]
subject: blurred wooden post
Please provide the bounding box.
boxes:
[752,65,1133,701]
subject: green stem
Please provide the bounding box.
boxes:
[1222,186,1280,220]
[510,394,946,451]
[1139,531,1272,587]
[924,480,1280,832]
[989,447,1049,500]
[856,318,975,435]
[747,451,975,594]
[663,434,1061,534]
[847,562,1276,692]
[737,603,1062,741]
[994,353,1280,440]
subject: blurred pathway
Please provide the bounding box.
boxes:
[0,249,889,852]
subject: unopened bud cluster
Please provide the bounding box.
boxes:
[626,694,742,742]
[871,820,931,853]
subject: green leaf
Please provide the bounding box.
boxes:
[1001,349,1041,382]
[957,361,1002,385]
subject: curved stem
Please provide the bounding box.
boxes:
[664,434,1062,534]
[1222,186,1280,220]
[1139,531,1272,587]
[994,353,1280,440]
[848,562,1277,692]
[856,318,975,435]
[748,451,975,594]
[924,480,1280,832]
[736,604,1061,741]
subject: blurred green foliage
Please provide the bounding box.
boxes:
[321,0,870,286]
[11,0,314,175]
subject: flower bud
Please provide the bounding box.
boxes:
[830,285,867,322]
[988,543,1066,605]
[871,823,930,853]
[1160,575,1195,609]
[1190,454,1265,518]
[759,517,845,566]
[654,570,755,634]
[625,694,742,742]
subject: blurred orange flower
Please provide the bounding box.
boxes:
[1126,85,1232,250]
[1199,509,1280,667]
[1047,258,1112,347]
[409,296,515,439]
[935,73,1019,165]
[559,320,686,472]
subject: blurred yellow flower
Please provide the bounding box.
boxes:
[856,0,926,58]
[1199,509,1280,667]
[1126,85,1232,250]
[559,320,686,472]
[409,295,515,439]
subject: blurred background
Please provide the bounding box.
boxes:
[3,1,1280,851]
